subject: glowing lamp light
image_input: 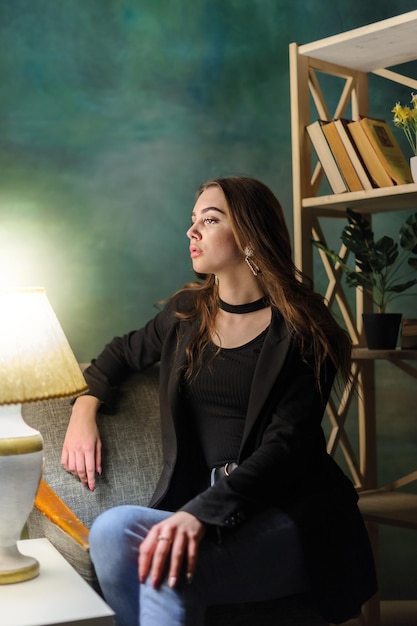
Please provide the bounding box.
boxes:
[0,288,87,584]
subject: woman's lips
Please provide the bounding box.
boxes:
[190,246,202,258]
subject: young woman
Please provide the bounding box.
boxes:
[62,176,376,626]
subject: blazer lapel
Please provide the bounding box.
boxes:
[240,311,292,448]
[165,322,194,418]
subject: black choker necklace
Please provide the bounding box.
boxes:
[218,297,269,314]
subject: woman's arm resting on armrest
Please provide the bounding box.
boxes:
[61,395,102,492]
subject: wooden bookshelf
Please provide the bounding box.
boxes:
[289,11,417,625]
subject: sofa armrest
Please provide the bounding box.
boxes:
[35,478,89,550]
[24,365,162,590]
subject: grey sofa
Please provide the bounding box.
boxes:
[23,364,327,626]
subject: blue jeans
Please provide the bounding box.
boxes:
[89,505,310,626]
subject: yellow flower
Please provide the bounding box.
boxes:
[392,103,409,125]
[392,93,417,156]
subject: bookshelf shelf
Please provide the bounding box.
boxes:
[298,10,417,73]
[352,348,417,361]
[302,183,417,215]
[290,11,417,625]
[359,491,417,529]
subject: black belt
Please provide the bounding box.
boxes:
[210,462,238,486]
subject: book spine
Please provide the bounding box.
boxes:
[333,119,374,190]
[347,121,394,188]
[322,122,364,192]
[306,121,348,194]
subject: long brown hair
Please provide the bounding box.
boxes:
[173,176,351,389]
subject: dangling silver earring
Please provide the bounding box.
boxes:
[244,246,261,276]
[214,274,219,285]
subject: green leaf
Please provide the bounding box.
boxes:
[388,278,417,293]
[400,212,417,253]
[345,271,374,291]
[373,236,398,269]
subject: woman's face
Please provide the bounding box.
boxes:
[187,186,244,277]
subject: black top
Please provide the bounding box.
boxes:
[181,329,268,468]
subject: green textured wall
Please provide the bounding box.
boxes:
[1,0,416,601]
[2,1,416,358]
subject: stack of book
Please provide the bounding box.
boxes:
[306,117,414,194]
[401,318,417,350]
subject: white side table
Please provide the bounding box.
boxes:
[0,538,115,626]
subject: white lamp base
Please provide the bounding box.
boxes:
[0,404,44,584]
[0,545,39,584]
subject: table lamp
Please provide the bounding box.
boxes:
[0,287,88,584]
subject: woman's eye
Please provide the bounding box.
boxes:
[204,217,218,224]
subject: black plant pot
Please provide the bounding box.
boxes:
[362,313,402,349]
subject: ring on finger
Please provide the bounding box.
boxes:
[157,535,171,542]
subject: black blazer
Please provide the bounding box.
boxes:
[85,293,377,623]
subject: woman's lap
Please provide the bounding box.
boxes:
[89,505,310,626]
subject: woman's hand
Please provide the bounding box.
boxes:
[138,511,206,589]
[61,395,102,491]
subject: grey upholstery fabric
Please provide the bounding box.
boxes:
[23,364,327,625]
[24,365,162,593]
[25,366,163,527]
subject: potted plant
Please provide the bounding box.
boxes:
[313,208,417,348]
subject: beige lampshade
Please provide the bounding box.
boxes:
[0,287,88,405]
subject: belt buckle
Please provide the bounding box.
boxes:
[210,462,237,486]
[224,462,232,476]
